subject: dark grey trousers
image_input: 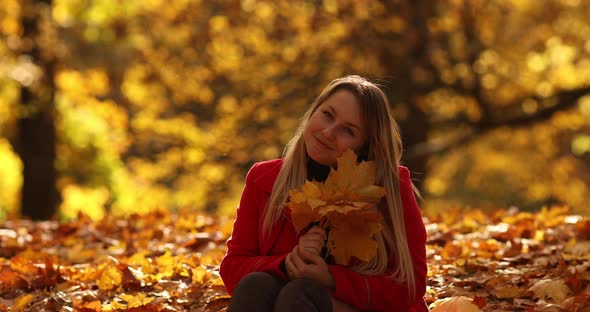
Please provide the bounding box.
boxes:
[227,272,333,312]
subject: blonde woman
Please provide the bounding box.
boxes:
[220,75,428,312]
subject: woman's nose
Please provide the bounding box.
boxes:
[322,126,336,140]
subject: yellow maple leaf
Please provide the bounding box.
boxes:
[192,265,212,285]
[120,293,155,308]
[126,251,155,274]
[289,201,321,233]
[318,203,365,216]
[287,149,386,264]
[296,181,323,202]
[109,300,127,310]
[323,149,385,202]
[288,181,325,233]
[156,250,176,278]
[98,264,123,291]
[12,293,35,312]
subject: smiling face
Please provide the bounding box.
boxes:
[303,89,367,166]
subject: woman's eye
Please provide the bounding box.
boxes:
[346,128,355,136]
[322,111,332,119]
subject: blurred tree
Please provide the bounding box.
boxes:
[7,0,59,220]
[0,0,589,219]
[393,0,590,182]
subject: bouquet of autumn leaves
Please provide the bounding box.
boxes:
[287,149,386,265]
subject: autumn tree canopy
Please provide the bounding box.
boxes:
[0,0,589,219]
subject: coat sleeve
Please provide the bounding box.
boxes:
[327,166,427,311]
[219,163,289,294]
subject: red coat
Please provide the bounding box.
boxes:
[220,159,428,312]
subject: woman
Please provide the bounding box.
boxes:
[220,75,428,312]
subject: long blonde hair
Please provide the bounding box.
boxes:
[263,75,417,298]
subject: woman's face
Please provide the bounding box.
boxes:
[303,89,367,166]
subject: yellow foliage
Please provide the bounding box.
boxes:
[60,185,108,221]
[327,210,383,264]
[0,0,21,36]
[216,178,246,216]
[127,251,155,274]
[155,250,177,278]
[1,0,589,221]
[572,135,590,156]
[191,265,211,285]
[12,293,35,312]
[66,242,98,263]
[119,293,155,308]
[98,264,123,291]
[0,139,21,218]
[287,150,385,264]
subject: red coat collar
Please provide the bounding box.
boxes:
[252,158,284,194]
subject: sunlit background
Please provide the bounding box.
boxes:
[1,0,589,221]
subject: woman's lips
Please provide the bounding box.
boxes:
[315,136,333,150]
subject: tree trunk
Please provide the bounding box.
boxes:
[378,0,434,191]
[399,104,430,191]
[18,100,58,220]
[16,0,59,220]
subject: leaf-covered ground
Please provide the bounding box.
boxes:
[1,206,589,311]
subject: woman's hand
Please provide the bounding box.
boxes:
[285,245,335,289]
[298,225,327,257]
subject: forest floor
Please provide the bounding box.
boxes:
[0,206,589,311]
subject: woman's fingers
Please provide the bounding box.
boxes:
[290,246,308,273]
[301,232,324,243]
[306,226,327,241]
[299,238,323,255]
[301,227,326,243]
[299,247,324,264]
[285,246,306,279]
[285,251,296,279]
[285,252,296,280]
[299,226,327,256]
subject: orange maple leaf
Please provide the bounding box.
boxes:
[289,201,322,233]
[287,149,385,264]
[326,210,383,264]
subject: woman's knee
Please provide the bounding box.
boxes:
[233,272,283,295]
[229,272,284,312]
[275,278,332,312]
[282,278,326,294]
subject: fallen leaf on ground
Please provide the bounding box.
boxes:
[528,279,571,303]
[430,296,480,312]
